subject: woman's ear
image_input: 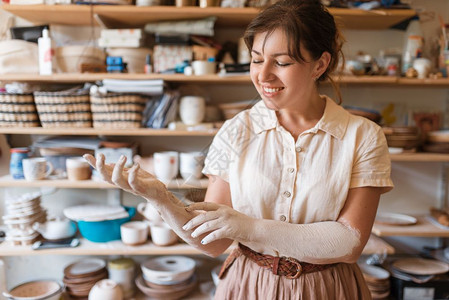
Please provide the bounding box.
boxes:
[313,51,331,79]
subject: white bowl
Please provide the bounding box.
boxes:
[120,221,148,245]
[141,256,196,285]
[88,279,123,300]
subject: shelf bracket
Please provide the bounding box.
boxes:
[107,189,122,206]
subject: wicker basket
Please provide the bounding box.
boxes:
[0,93,40,127]
[90,93,146,129]
[33,88,92,128]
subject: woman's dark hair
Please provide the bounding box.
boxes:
[243,0,345,104]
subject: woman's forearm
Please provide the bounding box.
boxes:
[242,219,361,264]
[144,191,233,257]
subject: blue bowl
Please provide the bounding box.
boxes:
[77,206,136,243]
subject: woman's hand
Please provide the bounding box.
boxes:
[183,202,255,245]
[83,153,168,202]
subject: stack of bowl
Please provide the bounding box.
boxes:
[218,100,255,120]
[3,279,64,300]
[382,126,421,150]
[359,263,390,300]
[344,106,381,124]
[423,130,449,153]
[2,192,46,246]
[136,256,197,299]
[63,258,108,298]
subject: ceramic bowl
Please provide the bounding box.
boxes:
[141,256,196,285]
[3,280,63,300]
[88,279,123,300]
[120,221,148,245]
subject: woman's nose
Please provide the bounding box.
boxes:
[258,63,275,82]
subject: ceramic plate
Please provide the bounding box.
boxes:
[427,130,449,143]
[392,258,449,275]
[358,263,390,280]
[63,204,127,221]
[375,213,417,226]
[64,258,106,278]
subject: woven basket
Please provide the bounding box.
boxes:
[0,93,40,127]
[90,93,146,129]
[33,88,92,128]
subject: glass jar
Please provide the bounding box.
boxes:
[108,257,135,298]
[9,148,29,179]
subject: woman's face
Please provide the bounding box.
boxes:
[250,28,320,111]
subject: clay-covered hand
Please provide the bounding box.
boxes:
[182,202,256,245]
[83,153,168,202]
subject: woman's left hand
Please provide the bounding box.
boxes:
[183,202,255,245]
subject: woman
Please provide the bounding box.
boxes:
[84,0,393,298]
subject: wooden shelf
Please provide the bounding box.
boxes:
[0,127,217,136]
[0,5,415,29]
[372,215,449,237]
[1,74,448,86]
[0,234,390,256]
[0,175,209,189]
[389,153,449,162]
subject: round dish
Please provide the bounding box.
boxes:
[141,256,196,285]
[392,258,449,275]
[64,258,106,278]
[135,273,197,299]
[358,263,390,281]
[3,280,63,300]
[427,130,449,143]
[375,213,417,226]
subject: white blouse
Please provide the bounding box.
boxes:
[203,96,393,225]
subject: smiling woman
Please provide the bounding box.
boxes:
[85,0,393,299]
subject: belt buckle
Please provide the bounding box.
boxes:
[285,257,303,279]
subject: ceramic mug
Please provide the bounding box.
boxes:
[137,202,164,224]
[180,152,205,180]
[179,96,206,125]
[153,151,179,181]
[66,157,91,180]
[120,221,148,245]
[149,222,178,246]
[22,158,53,181]
[191,60,216,75]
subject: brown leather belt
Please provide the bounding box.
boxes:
[219,243,336,280]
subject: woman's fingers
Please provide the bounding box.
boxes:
[111,155,130,189]
[190,217,222,238]
[182,210,219,231]
[185,202,220,212]
[200,227,228,245]
[95,153,114,183]
[128,163,144,195]
[83,154,96,168]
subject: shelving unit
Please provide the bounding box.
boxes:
[0,4,416,29]
[372,216,449,238]
[0,175,209,189]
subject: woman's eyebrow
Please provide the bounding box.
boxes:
[251,49,290,57]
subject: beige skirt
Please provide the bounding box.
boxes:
[214,254,372,300]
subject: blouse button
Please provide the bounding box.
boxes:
[280,215,287,221]
[283,191,291,198]
[295,146,303,153]
[287,168,295,173]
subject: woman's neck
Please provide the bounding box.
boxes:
[276,95,326,139]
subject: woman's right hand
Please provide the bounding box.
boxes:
[83,153,169,202]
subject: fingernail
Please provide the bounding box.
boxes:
[120,155,125,161]
[191,233,197,238]
[182,224,188,230]
[201,240,206,245]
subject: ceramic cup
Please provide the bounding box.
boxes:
[150,222,178,246]
[137,202,164,224]
[66,157,91,180]
[191,60,216,75]
[88,279,123,300]
[153,151,178,181]
[413,58,431,79]
[22,158,53,181]
[120,221,148,245]
[180,152,205,180]
[179,96,206,125]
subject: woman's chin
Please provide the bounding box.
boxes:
[261,98,281,111]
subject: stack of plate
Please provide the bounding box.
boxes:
[345,106,381,123]
[2,192,46,246]
[136,256,197,299]
[382,126,421,150]
[423,130,449,153]
[63,258,108,299]
[359,263,391,300]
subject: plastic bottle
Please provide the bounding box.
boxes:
[144,54,152,74]
[402,16,424,75]
[38,28,54,75]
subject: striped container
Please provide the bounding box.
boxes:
[90,93,146,129]
[0,93,40,127]
[33,88,92,128]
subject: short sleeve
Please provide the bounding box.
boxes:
[202,120,235,182]
[350,126,394,193]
